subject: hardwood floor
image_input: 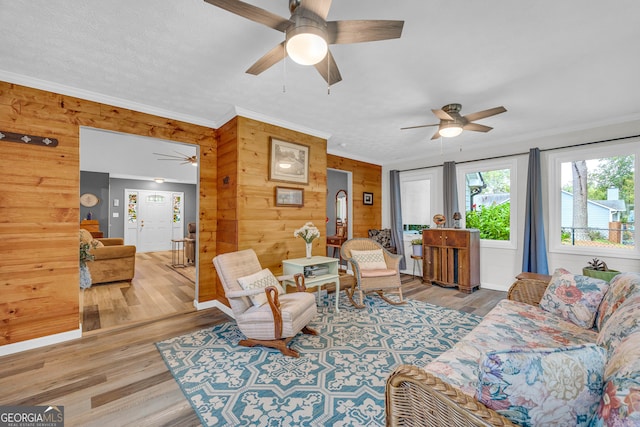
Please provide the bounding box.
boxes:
[82,251,196,333]
[0,275,506,426]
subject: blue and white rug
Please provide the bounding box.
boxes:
[156,294,481,426]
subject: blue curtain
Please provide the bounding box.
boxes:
[522,148,549,274]
[443,161,459,226]
[390,170,406,270]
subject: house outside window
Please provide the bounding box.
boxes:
[457,159,517,248]
[548,141,637,257]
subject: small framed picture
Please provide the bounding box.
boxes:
[363,192,374,205]
[275,186,304,207]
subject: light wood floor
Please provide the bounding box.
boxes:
[0,275,506,427]
[82,251,196,333]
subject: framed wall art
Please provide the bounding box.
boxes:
[363,192,374,205]
[275,186,304,207]
[269,137,309,184]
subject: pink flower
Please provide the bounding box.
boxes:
[625,387,640,415]
[555,285,582,304]
[598,381,622,419]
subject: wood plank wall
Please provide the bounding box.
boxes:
[327,154,382,237]
[215,116,328,276]
[0,81,217,346]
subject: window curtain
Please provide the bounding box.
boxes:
[443,161,459,226]
[390,170,406,270]
[522,148,549,274]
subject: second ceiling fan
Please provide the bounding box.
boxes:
[402,104,507,140]
[204,0,404,85]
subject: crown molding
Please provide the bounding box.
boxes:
[327,148,382,166]
[0,69,219,129]
[235,107,332,140]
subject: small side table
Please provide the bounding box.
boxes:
[410,254,424,281]
[171,239,188,268]
[326,235,347,270]
[282,256,341,312]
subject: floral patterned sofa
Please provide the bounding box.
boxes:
[386,270,640,426]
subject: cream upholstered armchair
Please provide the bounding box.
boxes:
[341,238,405,308]
[213,249,318,357]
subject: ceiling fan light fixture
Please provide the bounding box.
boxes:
[439,126,463,138]
[438,120,464,138]
[286,22,328,66]
[154,178,165,183]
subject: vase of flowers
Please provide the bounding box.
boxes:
[79,230,98,290]
[294,222,320,259]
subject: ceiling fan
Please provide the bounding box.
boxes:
[402,104,507,140]
[153,151,198,166]
[203,0,404,85]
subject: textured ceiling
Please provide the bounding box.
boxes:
[2,0,640,165]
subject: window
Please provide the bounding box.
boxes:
[400,170,435,235]
[457,159,517,247]
[549,141,637,256]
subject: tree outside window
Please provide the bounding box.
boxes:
[561,155,635,249]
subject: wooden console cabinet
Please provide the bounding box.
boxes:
[422,228,480,293]
[80,219,103,238]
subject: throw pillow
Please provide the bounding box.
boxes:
[477,344,606,427]
[237,268,284,307]
[79,228,93,244]
[539,268,609,329]
[368,229,392,248]
[350,249,387,270]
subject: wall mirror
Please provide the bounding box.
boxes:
[335,189,348,237]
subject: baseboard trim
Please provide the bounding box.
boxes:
[194,299,234,318]
[480,282,510,292]
[0,328,82,357]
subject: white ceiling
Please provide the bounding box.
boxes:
[2,1,640,166]
[80,127,198,184]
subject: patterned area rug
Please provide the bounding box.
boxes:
[156,295,481,426]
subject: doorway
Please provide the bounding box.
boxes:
[80,127,199,333]
[124,189,185,252]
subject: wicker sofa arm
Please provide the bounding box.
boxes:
[506,272,552,306]
[386,365,516,427]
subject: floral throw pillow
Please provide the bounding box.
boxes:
[477,344,606,427]
[539,268,609,329]
[350,249,387,270]
[368,229,393,248]
[237,268,284,307]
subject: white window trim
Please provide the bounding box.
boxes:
[456,158,518,249]
[547,140,639,259]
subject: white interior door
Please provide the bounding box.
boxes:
[124,189,184,252]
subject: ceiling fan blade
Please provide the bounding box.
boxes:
[431,109,454,121]
[463,106,507,122]
[431,130,441,140]
[299,0,332,20]
[314,49,342,85]
[153,152,188,160]
[326,20,404,44]
[246,42,287,75]
[463,123,493,133]
[203,0,290,32]
[400,123,439,130]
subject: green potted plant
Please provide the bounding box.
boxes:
[582,258,621,282]
[411,238,423,257]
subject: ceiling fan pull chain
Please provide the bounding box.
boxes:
[283,33,287,93]
[327,53,331,95]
